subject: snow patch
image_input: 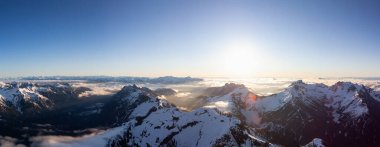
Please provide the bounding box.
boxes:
[303,138,324,147]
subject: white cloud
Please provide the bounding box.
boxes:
[0,136,26,147]
[71,82,124,98]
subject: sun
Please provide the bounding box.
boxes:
[221,41,258,78]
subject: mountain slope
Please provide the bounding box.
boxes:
[0,82,91,116]
[35,85,274,147]
[0,82,53,114]
[255,80,380,146]
[2,81,380,147]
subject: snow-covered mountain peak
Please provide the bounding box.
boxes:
[117,85,154,101]
[70,84,273,147]
[115,85,174,108]
[0,82,52,112]
[203,83,258,114]
[254,81,327,113]
[303,138,325,147]
[199,81,374,125]
[0,82,92,115]
[289,79,306,86]
[331,81,365,93]
[252,81,374,125]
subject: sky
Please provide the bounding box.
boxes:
[1,0,380,78]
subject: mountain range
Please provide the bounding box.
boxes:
[1,80,380,146]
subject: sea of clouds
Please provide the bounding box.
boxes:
[63,77,380,111]
[69,77,380,97]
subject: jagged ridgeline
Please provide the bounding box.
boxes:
[1,81,380,146]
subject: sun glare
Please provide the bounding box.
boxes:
[221,41,258,78]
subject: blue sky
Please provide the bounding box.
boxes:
[1,0,380,78]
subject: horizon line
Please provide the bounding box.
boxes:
[1,75,380,79]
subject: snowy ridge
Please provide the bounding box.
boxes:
[0,82,52,112]
[104,81,378,146]
[35,84,274,147]
[106,85,273,146]
[203,85,262,125]
[252,81,380,146]
[8,81,380,146]
[255,80,372,123]
[302,138,325,147]
[0,82,91,114]
[203,81,373,126]
[327,82,369,122]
